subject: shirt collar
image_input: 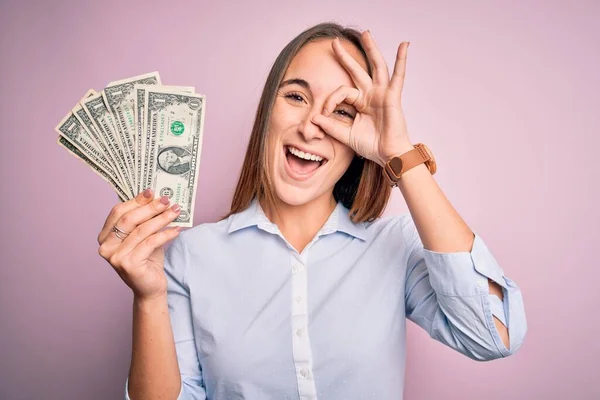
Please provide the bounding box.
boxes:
[227,198,367,241]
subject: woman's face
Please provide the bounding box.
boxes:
[268,38,368,207]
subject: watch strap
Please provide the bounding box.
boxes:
[383,143,433,186]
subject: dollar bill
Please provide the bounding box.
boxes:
[82,92,135,195]
[72,102,131,198]
[54,110,132,197]
[103,72,161,191]
[143,87,205,227]
[135,84,195,194]
[80,88,97,101]
[57,136,129,202]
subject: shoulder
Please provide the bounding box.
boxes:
[364,212,415,240]
[176,213,236,250]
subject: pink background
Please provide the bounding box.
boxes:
[1,0,598,399]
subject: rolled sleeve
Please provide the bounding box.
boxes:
[423,232,527,355]
[423,233,507,296]
[488,294,507,327]
[402,214,527,360]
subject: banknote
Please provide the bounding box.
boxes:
[72,103,131,198]
[143,87,205,227]
[55,72,205,224]
[81,92,135,195]
[135,84,195,194]
[57,136,128,202]
[103,72,161,190]
[54,109,131,197]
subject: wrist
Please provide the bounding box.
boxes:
[378,140,414,167]
[134,293,168,312]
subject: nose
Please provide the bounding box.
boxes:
[298,108,325,142]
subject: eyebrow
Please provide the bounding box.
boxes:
[279,78,310,90]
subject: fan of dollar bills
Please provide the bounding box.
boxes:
[55,72,205,227]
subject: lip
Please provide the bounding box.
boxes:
[282,145,328,182]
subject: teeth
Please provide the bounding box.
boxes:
[288,146,323,162]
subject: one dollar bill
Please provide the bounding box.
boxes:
[143,87,205,227]
[103,72,161,191]
[135,84,195,194]
[57,136,128,202]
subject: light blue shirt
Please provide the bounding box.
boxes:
[126,199,527,399]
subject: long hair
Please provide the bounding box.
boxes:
[224,22,392,222]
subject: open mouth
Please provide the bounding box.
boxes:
[284,145,328,178]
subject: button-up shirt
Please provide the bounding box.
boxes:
[125,199,527,399]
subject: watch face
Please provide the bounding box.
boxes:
[389,157,403,178]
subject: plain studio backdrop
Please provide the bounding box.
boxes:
[1,0,598,399]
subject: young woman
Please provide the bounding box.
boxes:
[97,22,527,400]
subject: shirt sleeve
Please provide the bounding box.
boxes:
[401,215,527,361]
[124,234,207,400]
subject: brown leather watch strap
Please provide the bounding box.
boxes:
[383,143,435,186]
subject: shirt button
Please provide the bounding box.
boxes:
[295,296,302,304]
[300,368,310,378]
[296,328,303,337]
[478,280,487,288]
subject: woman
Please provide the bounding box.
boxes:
[98,23,527,400]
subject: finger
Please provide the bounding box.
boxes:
[101,195,173,249]
[390,41,409,94]
[362,30,389,85]
[311,113,352,147]
[130,226,182,262]
[118,203,182,254]
[98,188,154,244]
[331,37,372,90]
[322,85,360,117]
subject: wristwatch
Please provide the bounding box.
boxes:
[383,143,436,186]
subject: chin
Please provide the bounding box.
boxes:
[273,181,325,207]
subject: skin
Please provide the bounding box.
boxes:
[97,30,510,400]
[264,38,366,251]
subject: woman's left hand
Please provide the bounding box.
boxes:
[311,31,414,167]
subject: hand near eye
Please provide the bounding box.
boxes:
[311,31,415,167]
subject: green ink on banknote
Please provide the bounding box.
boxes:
[171,121,184,135]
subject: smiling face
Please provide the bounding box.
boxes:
[267,38,369,207]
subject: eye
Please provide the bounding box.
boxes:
[284,92,306,103]
[333,108,355,119]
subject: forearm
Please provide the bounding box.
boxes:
[394,142,472,253]
[128,295,181,400]
[396,143,509,347]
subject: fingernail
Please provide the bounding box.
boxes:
[160,195,170,205]
[142,188,152,198]
[407,41,411,47]
[171,204,181,213]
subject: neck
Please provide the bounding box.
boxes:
[261,192,337,253]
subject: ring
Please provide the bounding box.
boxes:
[112,225,130,240]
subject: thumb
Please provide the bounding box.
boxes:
[311,113,351,146]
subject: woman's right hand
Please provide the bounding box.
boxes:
[97,189,182,300]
